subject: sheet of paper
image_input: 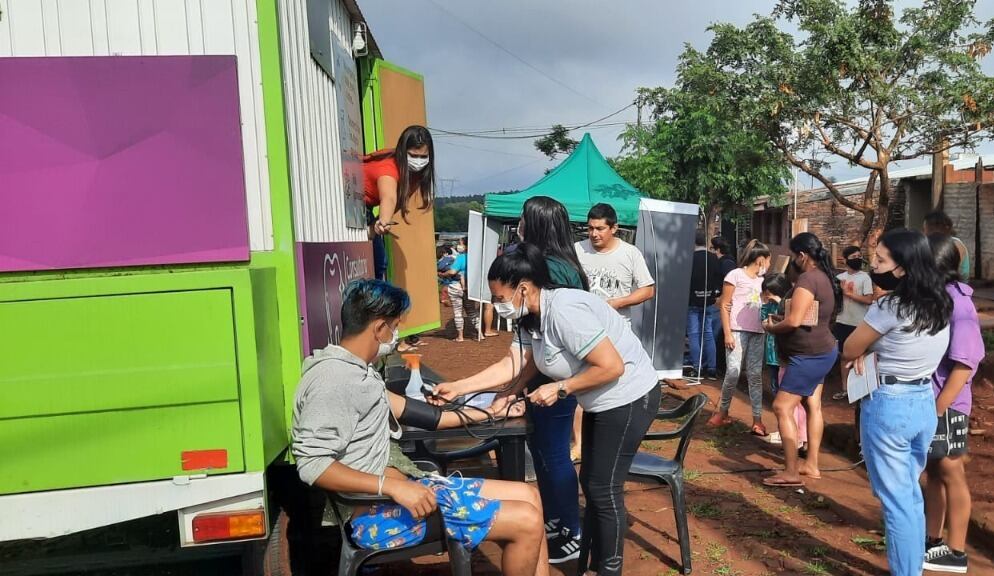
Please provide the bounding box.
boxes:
[846,353,879,403]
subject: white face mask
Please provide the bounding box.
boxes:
[494,287,529,320]
[407,154,430,172]
[758,266,768,276]
[376,326,399,359]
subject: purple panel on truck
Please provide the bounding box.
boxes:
[297,242,374,357]
[0,55,249,272]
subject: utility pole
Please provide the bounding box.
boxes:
[636,97,643,158]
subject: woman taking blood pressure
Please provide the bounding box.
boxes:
[488,243,660,576]
[363,125,436,280]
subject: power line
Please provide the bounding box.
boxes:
[432,105,634,136]
[422,0,607,109]
[430,106,636,140]
[435,139,544,159]
[453,158,545,190]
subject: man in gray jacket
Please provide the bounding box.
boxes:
[292,279,549,575]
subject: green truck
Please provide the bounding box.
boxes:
[0,0,434,571]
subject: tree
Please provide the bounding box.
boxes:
[534,124,579,159]
[433,196,488,233]
[610,82,790,228]
[695,0,994,243]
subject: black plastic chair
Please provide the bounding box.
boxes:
[326,461,472,576]
[629,393,708,575]
[420,438,501,475]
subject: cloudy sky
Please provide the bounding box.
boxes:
[360,0,994,198]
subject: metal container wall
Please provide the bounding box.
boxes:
[277,0,366,243]
[0,0,275,252]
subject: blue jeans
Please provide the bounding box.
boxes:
[372,234,387,280]
[860,383,937,576]
[686,305,717,373]
[527,391,580,535]
[367,207,388,280]
[712,310,725,372]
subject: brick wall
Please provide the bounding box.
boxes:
[978,184,994,280]
[793,188,881,267]
[944,182,978,276]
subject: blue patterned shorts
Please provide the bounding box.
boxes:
[350,476,500,551]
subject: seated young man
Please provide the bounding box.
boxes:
[292,279,549,576]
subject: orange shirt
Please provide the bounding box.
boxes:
[362,152,399,207]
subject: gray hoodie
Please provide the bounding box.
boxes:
[292,345,400,486]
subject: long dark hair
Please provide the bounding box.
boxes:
[878,228,952,335]
[488,243,555,332]
[789,232,842,314]
[927,233,962,286]
[367,125,435,222]
[521,196,590,291]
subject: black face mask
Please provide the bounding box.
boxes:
[846,258,863,270]
[870,269,902,291]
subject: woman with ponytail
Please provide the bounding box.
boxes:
[487,243,660,576]
[709,239,771,432]
[762,233,839,488]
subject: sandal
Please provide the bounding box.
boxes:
[832,391,847,401]
[751,423,768,437]
[706,413,733,427]
[762,475,804,488]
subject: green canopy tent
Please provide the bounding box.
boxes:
[484,133,642,226]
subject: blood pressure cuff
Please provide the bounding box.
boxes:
[399,397,442,431]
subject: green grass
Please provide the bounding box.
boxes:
[690,501,724,519]
[851,535,887,551]
[706,542,728,562]
[713,565,741,576]
[684,469,703,482]
[803,560,831,575]
[809,546,829,557]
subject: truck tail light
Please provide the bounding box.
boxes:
[191,510,265,543]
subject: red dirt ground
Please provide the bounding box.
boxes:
[391,303,994,575]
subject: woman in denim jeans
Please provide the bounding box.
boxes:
[842,229,952,576]
[431,196,589,564]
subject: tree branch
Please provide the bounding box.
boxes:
[813,116,881,170]
[778,143,866,213]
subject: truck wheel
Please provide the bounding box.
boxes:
[263,510,292,576]
[241,510,290,576]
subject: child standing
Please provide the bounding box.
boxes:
[762,273,807,449]
[923,234,985,573]
[761,274,789,393]
[708,240,771,434]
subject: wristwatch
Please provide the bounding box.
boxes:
[557,381,568,400]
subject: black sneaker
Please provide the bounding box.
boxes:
[544,519,560,539]
[547,528,581,564]
[924,544,968,573]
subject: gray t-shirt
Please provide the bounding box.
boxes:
[863,297,950,380]
[836,270,873,327]
[574,239,655,321]
[529,288,657,412]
